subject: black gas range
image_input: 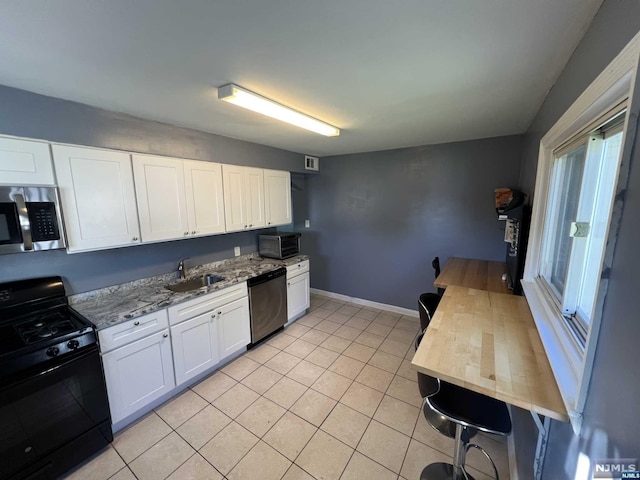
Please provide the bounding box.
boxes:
[0,276,112,480]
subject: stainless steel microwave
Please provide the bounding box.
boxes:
[259,233,301,259]
[0,186,66,254]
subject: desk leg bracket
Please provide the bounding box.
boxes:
[531,412,551,480]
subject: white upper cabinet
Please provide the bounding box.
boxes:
[222,165,266,232]
[183,160,226,236]
[0,137,54,185]
[245,167,266,229]
[134,155,227,242]
[132,154,189,243]
[52,145,140,252]
[264,169,292,227]
[222,164,247,232]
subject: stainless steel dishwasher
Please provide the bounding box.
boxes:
[247,267,287,345]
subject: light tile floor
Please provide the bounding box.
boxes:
[63,294,510,480]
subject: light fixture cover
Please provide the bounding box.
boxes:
[218,83,340,137]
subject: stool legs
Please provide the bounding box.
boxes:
[420,423,476,480]
[452,424,467,479]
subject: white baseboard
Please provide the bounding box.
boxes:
[310,288,418,318]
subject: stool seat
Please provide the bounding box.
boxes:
[423,402,476,441]
[422,383,511,479]
[426,382,512,436]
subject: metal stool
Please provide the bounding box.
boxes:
[418,292,440,331]
[432,256,445,296]
[421,382,512,479]
[415,332,478,442]
[414,312,511,479]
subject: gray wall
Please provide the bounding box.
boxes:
[0,85,310,294]
[0,85,308,173]
[305,135,523,309]
[516,2,640,478]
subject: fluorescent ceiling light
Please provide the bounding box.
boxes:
[218,83,340,137]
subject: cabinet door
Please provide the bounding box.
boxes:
[264,169,292,227]
[132,155,189,242]
[287,272,310,321]
[222,164,248,232]
[102,329,175,424]
[0,138,54,185]
[217,297,250,359]
[244,167,266,229]
[171,311,219,386]
[52,145,140,252]
[184,160,226,236]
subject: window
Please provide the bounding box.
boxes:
[522,31,639,434]
[538,112,625,348]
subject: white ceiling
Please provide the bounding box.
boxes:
[0,0,602,156]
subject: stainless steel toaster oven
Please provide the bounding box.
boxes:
[258,233,301,259]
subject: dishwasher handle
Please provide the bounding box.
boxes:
[247,267,287,287]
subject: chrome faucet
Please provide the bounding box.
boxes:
[178,258,189,279]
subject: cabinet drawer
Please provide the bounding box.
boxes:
[98,309,169,353]
[286,260,309,278]
[168,282,248,326]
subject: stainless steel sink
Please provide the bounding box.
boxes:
[165,273,225,293]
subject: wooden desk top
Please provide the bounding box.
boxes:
[435,257,510,294]
[412,286,568,421]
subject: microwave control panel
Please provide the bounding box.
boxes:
[26,202,61,241]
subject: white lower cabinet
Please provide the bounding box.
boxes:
[168,283,250,387]
[99,282,251,427]
[101,315,175,424]
[217,297,251,359]
[171,311,220,386]
[287,260,310,322]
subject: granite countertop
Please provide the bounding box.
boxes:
[69,254,309,331]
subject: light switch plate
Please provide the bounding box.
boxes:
[234,246,240,257]
[305,220,310,228]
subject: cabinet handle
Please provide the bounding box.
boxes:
[133,321,140,326]
[163,333,168,338]
[132,236,138,241]
[192,230,196,234]
[288,282,291,286]
[268,222,271,225]
[244,225,248,228]
[184,232,189,236]
[211,314,215,320]
[249,224,253,228]
[217,311,222,315]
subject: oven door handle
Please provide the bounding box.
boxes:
[14,193,33,251]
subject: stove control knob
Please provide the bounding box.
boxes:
[67,339,80,350]
[46,347,60,357]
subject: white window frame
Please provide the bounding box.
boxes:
[522,31,640,434]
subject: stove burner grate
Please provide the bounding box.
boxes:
[15,312,79,345]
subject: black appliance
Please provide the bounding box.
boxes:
[0,276,112,480]
[247,268,288,346]
[503,205,530,295]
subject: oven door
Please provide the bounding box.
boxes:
[0,201,24,254]
[279,236,300,258]
[0,346,112,480]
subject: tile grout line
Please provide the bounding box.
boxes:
[104,297,494,480]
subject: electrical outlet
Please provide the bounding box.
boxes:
[234,246,240,257]
[305,220,310,228]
